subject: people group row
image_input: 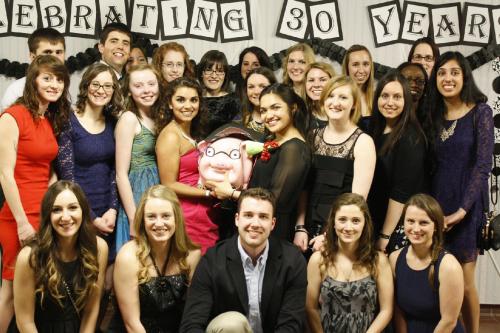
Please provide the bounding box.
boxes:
[0,22,494,333]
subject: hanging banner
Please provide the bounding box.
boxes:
[0,0,498,45]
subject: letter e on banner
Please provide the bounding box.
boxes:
[37,0,66,32]
[188,0,219,41]
[67,0,97,38]
[10,0,37,36]
[368,0,401,47]
[276,0,309,42]
[430,3,461,46]
[160,0,189,39]
[99,0,128,28]
[492,7,500,46]
[219,0,252,42]
[462,3,491,46]
[130,0,160,39]
[0,0,9,35]
[308,0,342,42]
[400,2,430,44]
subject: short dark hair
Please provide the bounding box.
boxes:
[28,27,65,53]
[99,22,132,44]
[237,188,276,216]
[196,50,230,93]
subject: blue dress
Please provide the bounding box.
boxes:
[55,112,118,256]
[432,103,494,262]
[115,121,160,253]
[395,246,465,332]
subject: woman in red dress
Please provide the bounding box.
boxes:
[0,55,71,330]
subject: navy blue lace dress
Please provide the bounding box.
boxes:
[432,103,494,262]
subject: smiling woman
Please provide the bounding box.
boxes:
[367,70,429,254]
[306,193,393,332]
[156,77,218,254]
[0,55,71,330]
[113,185,201,332]
[55,63,123,262]
[12,180,108,332]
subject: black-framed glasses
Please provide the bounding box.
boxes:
[205,147,240,159]
[203,69,225,76]
[412,54,434,63]
[89,82,115,93]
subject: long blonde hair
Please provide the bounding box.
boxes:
[133,185,199,283]
[282,43,315,98]
[342,45,374,114]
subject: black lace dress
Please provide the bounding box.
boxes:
[248,138,311,241]
[204,93,241,136]
[306,127,364,237]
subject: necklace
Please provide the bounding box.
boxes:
[440,119,457,142]
[174,121,196,147]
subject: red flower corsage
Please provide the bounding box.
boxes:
[260,141,279,162]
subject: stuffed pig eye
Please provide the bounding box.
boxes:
[206,147,215,157]
[229,149,241,159]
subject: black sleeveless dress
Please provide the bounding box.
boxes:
[306,127,364,237]
[9,260,81,332]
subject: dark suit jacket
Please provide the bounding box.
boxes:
[179,236,307,333]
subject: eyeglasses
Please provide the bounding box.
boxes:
[205,147,240,159]
[89,82,114,93]
[412,54,434,63]
[203,69,225,76]
[162,62,185,70]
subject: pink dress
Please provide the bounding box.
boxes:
[178,149,218,253]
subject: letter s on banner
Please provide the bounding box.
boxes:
[276,0,309,42]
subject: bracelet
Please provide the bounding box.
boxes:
[205,190,211,197]
[295,229,308,234]
[378,233,391,240]
[295,224,307,232]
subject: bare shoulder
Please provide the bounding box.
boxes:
[354,132,375,151]
[117,111,140,128]
[308,250,323,267]
[439,253,463,276]
[388,248,403,270]
[186,249,202,269]
[157,123,180,145]
[17,246,33,264]
[115,241,139,266]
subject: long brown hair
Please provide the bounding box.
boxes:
[304,62,336,120]
[30,180,99,311]
[134,185,199,283]
[75,63,123,119]
[321,193,378,278]
[282,43,315,98]
[402,193,444,289]
[122,64,167,135]
[16,55,71,136]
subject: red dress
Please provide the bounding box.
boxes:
[0,105,58,280]
[178,149,218,254]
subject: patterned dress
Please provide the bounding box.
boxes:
[115,121,160,253]
[320,275,378,332]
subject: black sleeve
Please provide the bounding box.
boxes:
[270,140,311,212]
[179,256,213,333]
[389,129,427,204]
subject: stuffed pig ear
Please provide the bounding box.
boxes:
[197,140,209,154]
[243,140,264,157]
